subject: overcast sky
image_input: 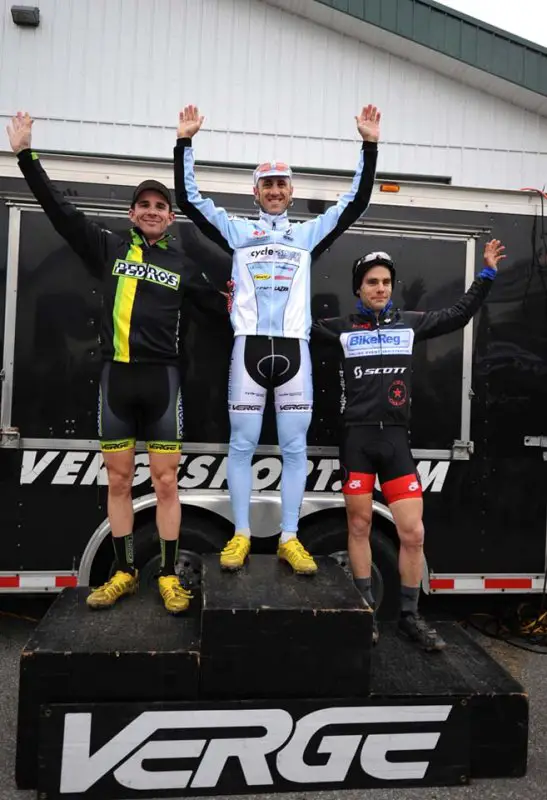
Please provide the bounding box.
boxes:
[441,0,547,47]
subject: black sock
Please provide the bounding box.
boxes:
[112,533,135,575]
[354,577,375,609]
[159,538,179,577]
[400,585,420,615]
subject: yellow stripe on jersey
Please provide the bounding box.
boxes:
[112,243,142,362]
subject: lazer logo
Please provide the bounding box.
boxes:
[112,260,180,290]
[275,285,289,292]
[58,705,453,792]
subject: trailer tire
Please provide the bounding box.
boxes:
[122,514,230,591]
[300,516,400,620]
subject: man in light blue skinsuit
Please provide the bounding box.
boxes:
[174,104,380,573]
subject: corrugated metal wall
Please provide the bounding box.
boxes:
[1,0,545,190]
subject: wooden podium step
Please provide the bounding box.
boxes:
[200,554,373,698]
[15,556,528,796]
[16,587,200,789]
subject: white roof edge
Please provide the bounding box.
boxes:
[265,0,547,116]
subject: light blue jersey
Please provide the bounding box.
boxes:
[174,138,378,340]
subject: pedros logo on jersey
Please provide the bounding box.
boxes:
[112,260,180,290]
[341,328,414,357]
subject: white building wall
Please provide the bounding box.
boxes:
[0,0,546,190]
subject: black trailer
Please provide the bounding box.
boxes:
[1,151,546,614]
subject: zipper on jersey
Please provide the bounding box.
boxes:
[377,314,385,429]
[269,220,277,337]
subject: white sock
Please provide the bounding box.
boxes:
[234,528,251,539]
[280,531,297,544]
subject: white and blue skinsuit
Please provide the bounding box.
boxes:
[174,137,378,535]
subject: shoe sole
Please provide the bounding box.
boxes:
[86,583,139,609]
[220,552,250,571]
[397,627,446,652]
[163,604,190,615]
[220,560,248,571]
[277,557,317,575]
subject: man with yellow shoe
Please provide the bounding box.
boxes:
[7,112,225,613]
[175,103,380,573]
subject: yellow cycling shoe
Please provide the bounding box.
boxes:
[158,575,193,614]
[86,569,138,609]
[220,534,251,570]
[277,538,318,575]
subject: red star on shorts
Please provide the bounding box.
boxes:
[393,388,402,398]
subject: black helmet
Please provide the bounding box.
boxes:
[352,251,396,296]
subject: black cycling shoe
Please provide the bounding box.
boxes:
[398,612,446,652]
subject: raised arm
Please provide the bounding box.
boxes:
[174,106,239,254]
[6,112,112,278]
[410,240,505,340]
[304,105,380,259]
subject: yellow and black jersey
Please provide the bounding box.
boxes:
[17,149,226,364]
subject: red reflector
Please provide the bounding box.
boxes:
[430,578,454,590]
[0,576,20,587]
[484,578,532,590]
[55,575,78,588]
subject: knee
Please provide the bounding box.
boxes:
[280,432,307,458]
[398,521,424,549]
[277,413,311,455]
[106,467,134,497]
[152,469,179,502]
[229,415,262,452]
[347,509,373,541]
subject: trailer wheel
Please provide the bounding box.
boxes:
[122,513,230,591]
[300,515,400,620]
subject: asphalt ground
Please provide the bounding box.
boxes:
[1,593,546,800]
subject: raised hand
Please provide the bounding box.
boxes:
[483,239,506,271]
[355,105,381,142]
[6,111,33,154]
[178,105,205,139]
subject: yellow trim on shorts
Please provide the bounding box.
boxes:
[100,438,137,453]
[147,441,182,454]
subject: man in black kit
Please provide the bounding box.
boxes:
[315,239,505,650]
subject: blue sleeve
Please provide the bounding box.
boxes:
[300,141,378,258]
[174,138,240,253]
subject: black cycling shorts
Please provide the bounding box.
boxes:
[98,362,183,454]
[228,335,313,414]
[340,425,422,504]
